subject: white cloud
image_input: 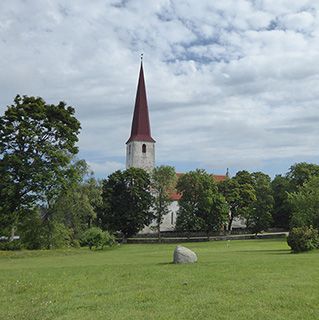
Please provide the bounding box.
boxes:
[87,160,125,176]
[0,0,319,178]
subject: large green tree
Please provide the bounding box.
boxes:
[218,171,256,231]
[287,162,319,190]
[271,175,291,229]
[151,165,176,241]
[100,168,154,239]
[247,172,274,234]
[271,163,319,229]
[49,162,101,246]
[289,176,319,229]
[0,95,81,237]
[17,160,97,249]
[175,169,228,236]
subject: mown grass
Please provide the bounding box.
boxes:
[0,239,318,320]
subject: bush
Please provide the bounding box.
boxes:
[80,227,116,250]
[0,240,22,251]
[287,226,319,253]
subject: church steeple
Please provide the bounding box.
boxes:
[126,58,155,171]
[127,59,155,144]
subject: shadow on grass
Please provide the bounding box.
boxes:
[237,249,291,255]
[157,262,174,265]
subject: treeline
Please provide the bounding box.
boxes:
[1,95,319,250]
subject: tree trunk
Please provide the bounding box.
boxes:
[10,226,16,241]
[157,223,161,243]
[227,216,234,234]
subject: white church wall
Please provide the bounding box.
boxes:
[140,201,247,234]
[231,216,247,229]
[140,201,178,234]
[126,141,155,172]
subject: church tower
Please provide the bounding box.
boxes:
[126,59,155,171]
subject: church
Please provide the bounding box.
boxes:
[125,59,245,232]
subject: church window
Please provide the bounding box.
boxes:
[171,212,174,225]
[128,145,131,154]
[142,144,146,153]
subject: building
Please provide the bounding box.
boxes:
[126,60,245,232]
[126,59,155,172]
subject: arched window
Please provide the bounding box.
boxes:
[142,144,146,153]
[128,145,131,154]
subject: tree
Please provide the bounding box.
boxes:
[247,172,274,235]
[18,208,44,250]
[0,95,81,236]
[270,162,319,230]
[271,175,291,229]
[289,176,319,229]
[199,193,229,238]
[175,169,228,237]
[100,168,154,239]
[287,162,319,190]
[218,171,256,231]
[151,165,176,241]
[50,164,102,246]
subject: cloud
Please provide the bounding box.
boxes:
[0,0,319,178]
[87,160,125,176]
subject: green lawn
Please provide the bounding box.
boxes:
[0,239,318,320]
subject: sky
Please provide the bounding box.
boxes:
[1,0,319,178]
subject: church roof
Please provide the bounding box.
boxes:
[126,62,155,144]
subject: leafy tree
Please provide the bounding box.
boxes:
[271,175,291,228]
[247,172,274,235]
[0,95,81,236]
[234,170,254,185]
[289,176,319,229]
[100,168,154,239]
[51,165,102,245]
[33,159,91,249]
[151,165,176,241]
[218,171,256,231]
[287,162,319,190]
[18,208,44,250]
[175,169,228,236]
[270,162,319,230]
[199,193,229,238]
[41,207,71,249]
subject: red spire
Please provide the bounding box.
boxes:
[126,61,155,143]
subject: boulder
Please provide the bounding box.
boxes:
[173,245,197,264]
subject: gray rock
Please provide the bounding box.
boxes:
[173,245,197,264]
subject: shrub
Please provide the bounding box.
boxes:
[80,227,116,250]
[287,226,319,253]
[0,240,22,251]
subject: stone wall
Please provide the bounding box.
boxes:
[126,140,155,172]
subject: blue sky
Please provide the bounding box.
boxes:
[1,0,319,178]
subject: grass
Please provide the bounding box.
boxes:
[0,239,318,320]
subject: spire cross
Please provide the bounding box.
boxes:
[141,53,143,62]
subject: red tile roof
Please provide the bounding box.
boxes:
[126,62,155,144]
